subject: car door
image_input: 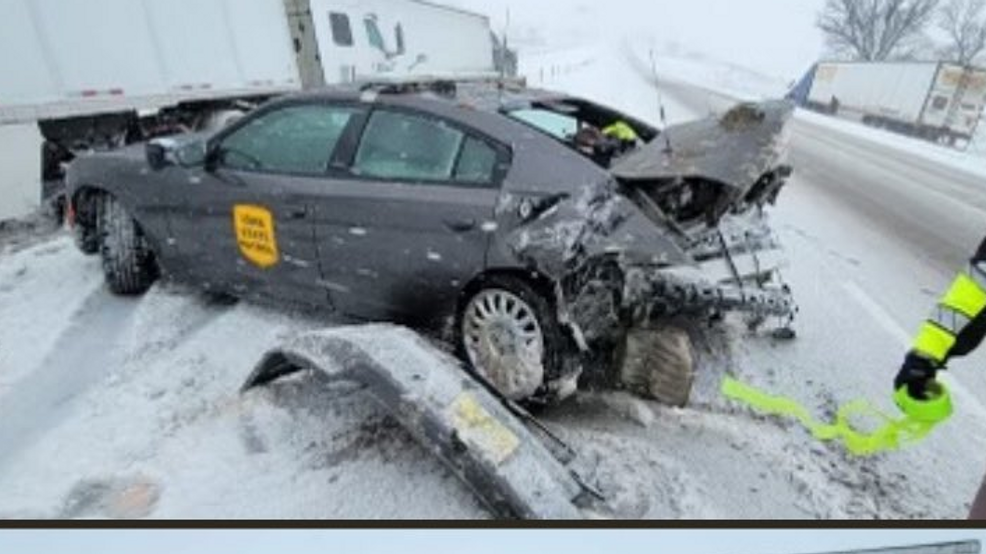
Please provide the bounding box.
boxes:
[167,101,367,306]
[310,107,509,322]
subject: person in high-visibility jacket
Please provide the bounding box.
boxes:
[602,120,640,143]
[894,235,986,519]
[574,120,640,167]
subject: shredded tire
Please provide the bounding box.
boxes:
[96,194,157,295]
[618,326,695,407]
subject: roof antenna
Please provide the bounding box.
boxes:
[648,47,674,155]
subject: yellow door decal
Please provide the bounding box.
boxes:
[233,204,279,268]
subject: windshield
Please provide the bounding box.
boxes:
[509,108,579,140]
[507,104,645,168]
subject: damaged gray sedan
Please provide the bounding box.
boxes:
[66,79,796,406]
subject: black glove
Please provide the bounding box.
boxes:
[894,352,940,400]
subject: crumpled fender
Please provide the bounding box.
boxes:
[241,323,585,519]
[494,182,692,280]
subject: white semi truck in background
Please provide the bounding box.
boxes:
[788,61,986,146]
[0,0,504,217]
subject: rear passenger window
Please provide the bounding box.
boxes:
[219,104,363,174]
[454,137,498,184]
[353,110,464,181]
[329,12,353,47]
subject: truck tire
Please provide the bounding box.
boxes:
[617,326,695,407]
[457,275,577,402]
[96,194,157,295]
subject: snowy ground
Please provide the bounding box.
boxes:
[3,40,986,519]
[0,236,486,518]
[794,110,986,181]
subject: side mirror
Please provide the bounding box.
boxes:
[145,139,175,171]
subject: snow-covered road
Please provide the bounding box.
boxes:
[2,41,986,519]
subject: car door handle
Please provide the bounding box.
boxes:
[443,218,476,232]
[286,208,307,220]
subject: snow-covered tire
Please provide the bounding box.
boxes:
[71,194,99,255]
[72,218,99,255]
[96,194,157,295]
[456,275,578,403]
[618,326,695,407]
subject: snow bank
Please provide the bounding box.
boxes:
[795,109,986,181]
[0,235,102,393]
[519,41,700,125]
[621,39,789,102]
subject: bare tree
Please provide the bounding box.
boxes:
[938,0,986,64]
[817,0,941,61]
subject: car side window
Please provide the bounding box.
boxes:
[219,104,363,175]
[453,136,498,184]
[352,110,464,181]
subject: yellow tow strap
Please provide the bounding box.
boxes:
[721,377,952,456]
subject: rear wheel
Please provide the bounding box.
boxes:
[72,216,99,255]
[96,194,157,295]
[71,194,99,255]
[457,276,575,402]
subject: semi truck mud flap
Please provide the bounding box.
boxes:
[241,324,586,519]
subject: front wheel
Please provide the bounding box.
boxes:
[457,276,576,402]
[96,195,158,295]
[617,326,695,407]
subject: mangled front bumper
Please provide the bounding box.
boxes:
[242,324,587,518]
[623,263,795,323]
[622,209,797,325]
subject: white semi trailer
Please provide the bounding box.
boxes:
[0,0,498,215]
[789,61,986,145]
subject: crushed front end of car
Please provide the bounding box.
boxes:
[498,100,797,403]
[611,100,797,328]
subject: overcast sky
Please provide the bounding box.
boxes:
[0,529,982,553]
[448,0,827,81]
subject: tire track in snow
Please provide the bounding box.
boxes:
[0,287,138,469]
